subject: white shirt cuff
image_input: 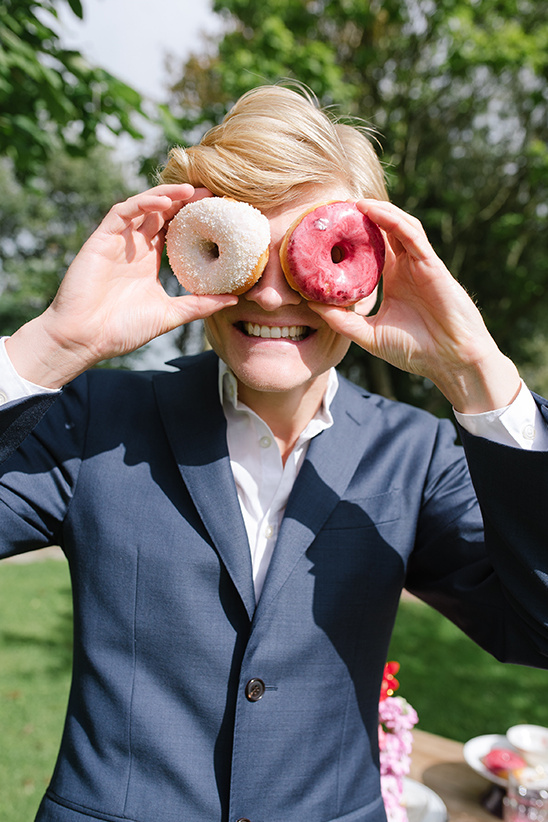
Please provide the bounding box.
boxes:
[454,380,548,450]
[0,337,60,406]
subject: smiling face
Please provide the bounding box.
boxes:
[204,189,378,419]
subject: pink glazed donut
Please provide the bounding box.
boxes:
[279,201,385,306]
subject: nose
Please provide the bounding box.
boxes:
[244,241,302,310]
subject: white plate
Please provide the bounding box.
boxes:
[463,733,516,787]
[403,777,448,822]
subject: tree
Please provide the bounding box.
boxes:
[0,0,146,180]
[0,147,132,340]
[165,0,548,415]
[0,146,200,369]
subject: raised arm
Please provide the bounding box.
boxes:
[310,199,521,414]
[5,184,237,390]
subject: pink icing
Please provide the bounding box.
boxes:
[283,201,385,305]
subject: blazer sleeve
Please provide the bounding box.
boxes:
[0,393,59,462]
[406,399,548,668]
[0,380,87,559]
[460,421,548,655]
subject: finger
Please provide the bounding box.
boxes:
[147,183,197,200]
[160,188,215,236]
[309,302,376,350]
[186,187,215,204]
[137,210,172,244]
[356,199,432,261]
[120,185,196,217]
[104,186,196,234]
[166,293,239,328]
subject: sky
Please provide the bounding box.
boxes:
[57,0,223,101]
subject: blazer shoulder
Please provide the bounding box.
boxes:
[81,350,218,396]
[336,371,448,433]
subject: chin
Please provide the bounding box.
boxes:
[231,360,317,395]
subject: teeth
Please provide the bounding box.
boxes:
[244,323,308,341]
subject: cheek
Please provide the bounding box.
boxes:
[332,335,352,362]
[203,316,225,355]
[320,328,352,369]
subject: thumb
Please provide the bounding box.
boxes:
[309,302,377,351]
[164,293,238,331]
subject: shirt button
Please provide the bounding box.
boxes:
[259,435,272,448]
[0,391,7,405]
[522,424,536,440]
[245,678,266,702]
[264,524,274,539]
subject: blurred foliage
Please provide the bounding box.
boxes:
[0,148,134,341]
[163,0,548,415]
[0,0,147,180]
[0,0,159,369]
[0,147,193,369]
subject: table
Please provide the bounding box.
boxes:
[410,729,501,822]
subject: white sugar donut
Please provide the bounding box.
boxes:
[166,197,270,295]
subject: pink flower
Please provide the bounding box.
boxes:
[378,663,419,822]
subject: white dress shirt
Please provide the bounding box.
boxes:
[1,337,547,599]
[219,361,338,598]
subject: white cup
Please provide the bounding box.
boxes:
[508,726,548,769]
[504,767,548,822]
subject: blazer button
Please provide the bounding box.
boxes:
[245,678,265,702]
[236,818,251,822]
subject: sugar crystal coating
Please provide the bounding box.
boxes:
[166,198,271,295]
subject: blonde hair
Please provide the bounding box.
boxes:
[159,85,388,208]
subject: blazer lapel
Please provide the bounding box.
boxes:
[255,378,381,618]
[153,352,256,619]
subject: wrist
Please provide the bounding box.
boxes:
[6,314,99,390]
[433,348,522,414]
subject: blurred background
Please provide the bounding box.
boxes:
[2,0,548,416]
[1,0,548,818]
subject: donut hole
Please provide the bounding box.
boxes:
[331,245,345,264]
[199,239,220,261]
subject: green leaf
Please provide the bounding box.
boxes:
[65,0,84,19]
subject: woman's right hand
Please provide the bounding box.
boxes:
[6,185,237,388]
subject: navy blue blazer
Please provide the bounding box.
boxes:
[1,350,547,822]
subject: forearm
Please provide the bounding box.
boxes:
[0,336,61,462]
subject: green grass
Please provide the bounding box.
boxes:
[1,562,547,821]
[0,560,72,821]
[389,597,548,742]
